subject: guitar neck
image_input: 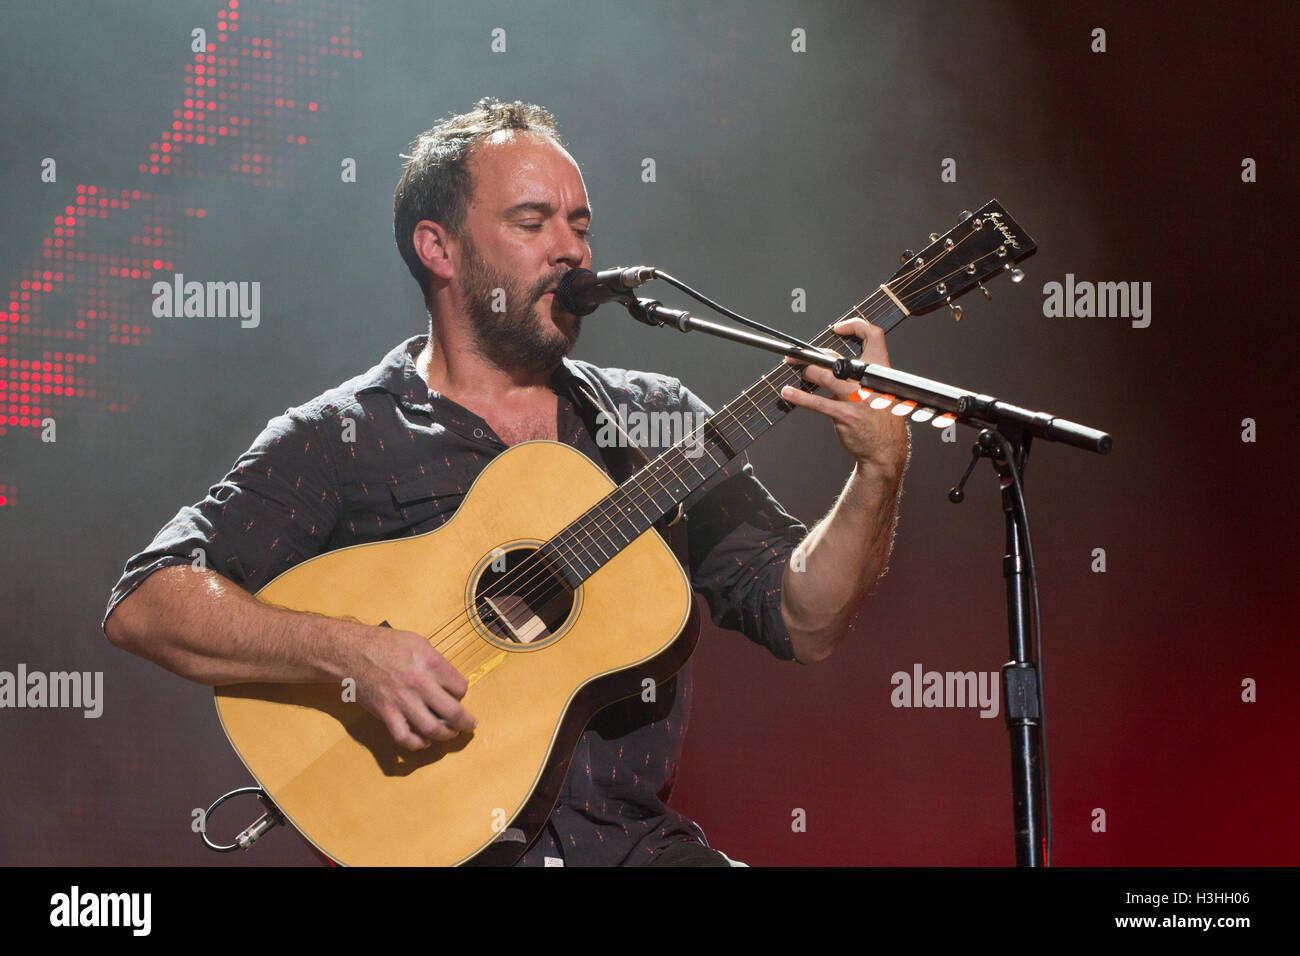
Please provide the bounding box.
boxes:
[544,288,907,587]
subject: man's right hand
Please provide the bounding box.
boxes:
[347,625,478,751]
[105,567,479,752]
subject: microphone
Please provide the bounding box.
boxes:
[554,266,657,316]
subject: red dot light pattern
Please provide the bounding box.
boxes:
[1,0,368,463]
[1,188,184,436]
[144,0,368,186]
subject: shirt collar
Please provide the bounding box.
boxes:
[358,334,584,413]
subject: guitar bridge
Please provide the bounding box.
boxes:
[481,594,549,644]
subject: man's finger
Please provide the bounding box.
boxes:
[780,384,852,425]
[427,684,477,733]
[783,354,858,399]
[401,692,462,744]
[430,655,469,699]
[383,706,432,752]
[832,317,871,340]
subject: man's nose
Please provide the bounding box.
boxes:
[552,226,588,268]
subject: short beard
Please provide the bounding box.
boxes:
[457,231,579,375]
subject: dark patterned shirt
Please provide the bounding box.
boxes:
[103,334,808,866]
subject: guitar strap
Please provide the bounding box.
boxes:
[567,373,688,531]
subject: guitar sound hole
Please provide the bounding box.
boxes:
[473,547,575,646]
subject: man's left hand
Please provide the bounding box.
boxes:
[779,317,910,475]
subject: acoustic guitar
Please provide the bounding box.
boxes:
[215,201,1036,865]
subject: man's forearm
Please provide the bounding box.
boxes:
[105,565,363,686]
[780,457,906,663]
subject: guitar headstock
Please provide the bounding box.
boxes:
[886,200,1037,320]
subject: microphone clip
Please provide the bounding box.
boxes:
[623,297,673,328]
[948,429,1004,503]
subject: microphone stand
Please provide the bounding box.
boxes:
[621,293,1112,867]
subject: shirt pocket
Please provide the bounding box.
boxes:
[383,470,468,534]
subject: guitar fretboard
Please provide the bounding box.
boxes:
[542,289,906,587]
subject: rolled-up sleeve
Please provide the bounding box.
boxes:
[102,409,343,633]
[672,380,809,660]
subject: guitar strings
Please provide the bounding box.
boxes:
[429,237,993,677]
[429,231,986,650]
[443,232,991,632]
[432,237,994,675]
[425,237,997,677]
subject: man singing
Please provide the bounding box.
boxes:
[104,97,909,866]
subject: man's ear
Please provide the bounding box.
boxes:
[413,220,457,283]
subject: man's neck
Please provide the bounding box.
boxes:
[416,334,559,408]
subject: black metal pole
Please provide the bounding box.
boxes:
[994,428,1045,866]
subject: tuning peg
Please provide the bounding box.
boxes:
[977,282,992,301]
[946,297,963,321]
[1004,264,1025,283]
[958,210,972,222]
[900,248,915,263]
[928,232,941,242]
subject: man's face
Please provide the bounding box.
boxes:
[452,131,593,376]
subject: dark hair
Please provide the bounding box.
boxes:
[393,97,563,308]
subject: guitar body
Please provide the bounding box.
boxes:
[214,441,698,866]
